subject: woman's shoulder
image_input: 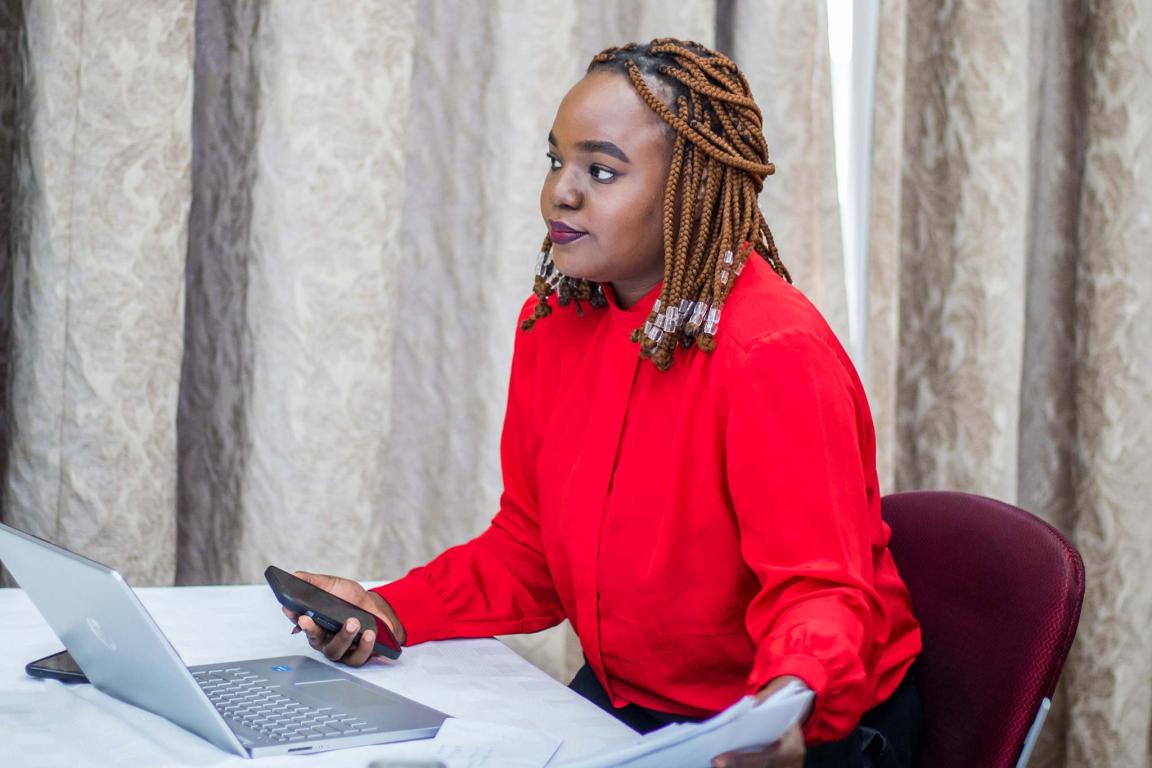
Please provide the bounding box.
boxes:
[713,254,844,358]
[708,257,864,401]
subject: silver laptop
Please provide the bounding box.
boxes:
[0,522,448,758]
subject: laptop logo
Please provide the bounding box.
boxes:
[271,665,291,672]
[87,617,117,651]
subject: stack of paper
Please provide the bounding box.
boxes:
[553,683,813,768]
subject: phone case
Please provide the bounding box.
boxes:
[25,650,90,683]
[264,566,401,659]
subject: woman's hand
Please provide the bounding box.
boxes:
[281,571,405,667]
[710,676,810,768]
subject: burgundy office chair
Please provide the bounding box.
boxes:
[882,491,1085,768]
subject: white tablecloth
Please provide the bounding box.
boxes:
[0,585,637,767]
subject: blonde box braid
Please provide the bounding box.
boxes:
[522,39,790,371]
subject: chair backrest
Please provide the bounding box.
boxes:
[882,491,1085,768]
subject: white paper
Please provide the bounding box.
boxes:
[0,680,233,768]
[429,718,562,767]
[554,683,813,768]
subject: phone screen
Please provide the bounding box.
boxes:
[26,650,89,683]
[265,566,401,658]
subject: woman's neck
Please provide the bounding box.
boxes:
[609,276,661,309]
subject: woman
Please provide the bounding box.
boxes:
[288,40,922,768]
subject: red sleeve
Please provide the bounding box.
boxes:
[372,300,566,644]
[725,329,886,742]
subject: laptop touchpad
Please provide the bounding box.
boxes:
[294,680,393,709]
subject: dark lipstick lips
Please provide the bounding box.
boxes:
[549,221,587,245]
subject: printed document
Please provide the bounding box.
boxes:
[553,682,813,768]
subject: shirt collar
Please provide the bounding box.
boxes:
[601,281,662,331]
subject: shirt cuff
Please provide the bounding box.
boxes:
[371,569,455,646]
[748,651,829,697]
[747,650,831,741]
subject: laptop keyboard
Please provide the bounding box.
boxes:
[193,667,379,745]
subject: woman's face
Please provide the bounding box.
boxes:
[540,70,673,308]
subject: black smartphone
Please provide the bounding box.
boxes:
[264,565,401,659]
[25,649,89,683]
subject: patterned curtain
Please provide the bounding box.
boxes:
[868,1,1152,764]
[0,0,843,682]
[1,0,194,584]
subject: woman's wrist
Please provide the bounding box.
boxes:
[367,591,406,645]
[757,675,813,721]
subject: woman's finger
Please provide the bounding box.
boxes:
[320,618,361,662]
[281,606,301,633]
[344,629,376,667]
[296,614,330,651]
[711,748,770,767]
[713,737,800,768]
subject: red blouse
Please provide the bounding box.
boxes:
[374,254,921,742]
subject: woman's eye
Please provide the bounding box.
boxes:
[547,154,562,170]
[590,165,617,182]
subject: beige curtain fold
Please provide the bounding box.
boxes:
[177,0,417,585]
[865,0,907,492]
[728,0,848,343]
[874,0,1031,500]
[1064,3,1152,764]
[869,1,1152,764]
[3,0,194,586]
[0,2,21,517]
[176,0,262,586]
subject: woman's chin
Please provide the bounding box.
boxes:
[551,257,600,283]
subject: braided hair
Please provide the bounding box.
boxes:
[521,39,791,371]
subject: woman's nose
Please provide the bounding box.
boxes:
[551,169,582,210]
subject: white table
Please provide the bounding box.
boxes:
[0,585,638,767]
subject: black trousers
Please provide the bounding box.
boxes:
[569,664,921,768]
